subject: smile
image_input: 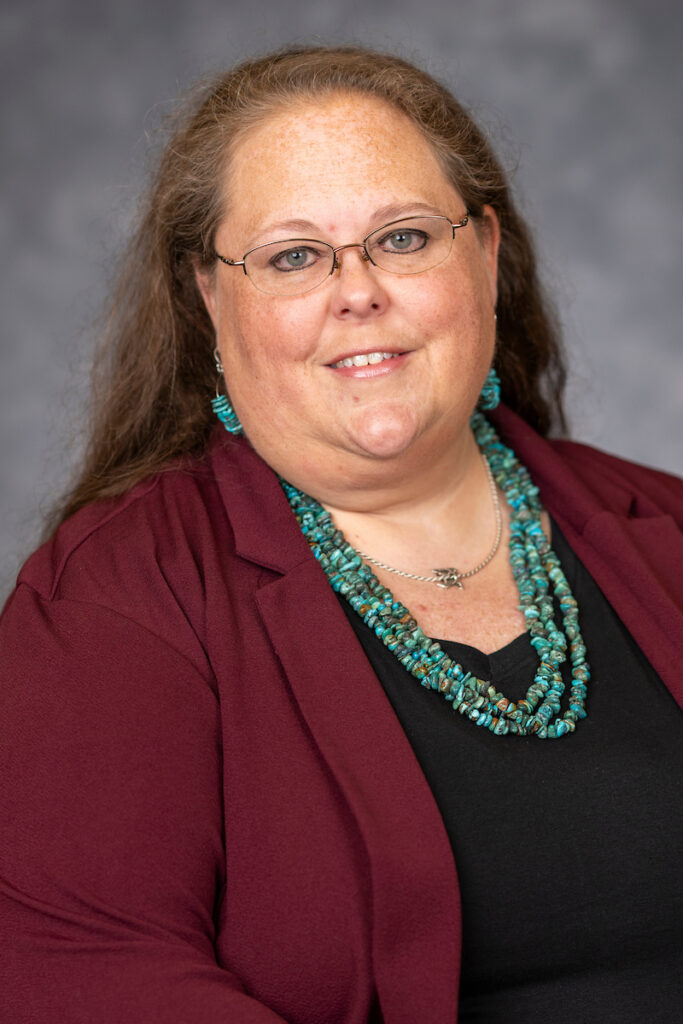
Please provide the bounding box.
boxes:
[329,351,400,369]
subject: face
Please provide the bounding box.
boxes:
[196,93,500,489]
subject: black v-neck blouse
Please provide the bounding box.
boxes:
[338,521,683,1023]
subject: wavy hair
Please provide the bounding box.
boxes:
[49,45,566,531]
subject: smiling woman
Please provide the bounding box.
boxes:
[1,45,682,1024]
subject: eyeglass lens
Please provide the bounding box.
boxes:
[244,216,455,296]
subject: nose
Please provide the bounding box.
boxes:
[329,244,387,320]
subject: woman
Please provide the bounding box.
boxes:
[1,46,682,1024]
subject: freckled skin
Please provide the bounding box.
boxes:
[196,93,500,510]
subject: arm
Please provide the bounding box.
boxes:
[0,585,290,1023]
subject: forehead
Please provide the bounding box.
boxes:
[223,94,460,240]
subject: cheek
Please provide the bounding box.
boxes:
[223,291,324,374]
[398,272,483,335]
[437,254,496,328]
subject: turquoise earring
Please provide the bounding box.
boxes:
[478,311,501,412]
[479,367,501,410]
[211,348,244,435]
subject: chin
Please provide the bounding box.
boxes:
[345,408,422,460]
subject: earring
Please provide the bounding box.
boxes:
[479,367,501,411]
[211,347,244,435]
[478,310,501,411]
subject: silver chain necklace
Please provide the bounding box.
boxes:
[358,454,502,590]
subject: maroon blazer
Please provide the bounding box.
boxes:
[2,406,682,1024]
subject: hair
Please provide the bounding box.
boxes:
[48,44,566,532]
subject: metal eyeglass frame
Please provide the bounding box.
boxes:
[213,213,470,294]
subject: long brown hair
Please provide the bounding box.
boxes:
[48,45,566,531]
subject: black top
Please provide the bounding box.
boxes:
[338,521,683,1023]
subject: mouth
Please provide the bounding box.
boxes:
[327,351,404,369]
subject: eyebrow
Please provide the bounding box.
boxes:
[247,201,450,246]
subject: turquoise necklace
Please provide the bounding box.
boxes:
[281,411,590,739]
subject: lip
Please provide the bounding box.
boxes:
[325,348,412,377]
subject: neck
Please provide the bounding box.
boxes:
[295,425,496,571]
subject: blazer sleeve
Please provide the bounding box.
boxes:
[0,584,290,1024]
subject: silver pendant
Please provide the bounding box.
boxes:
[433,568,464,589]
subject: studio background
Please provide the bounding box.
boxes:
[2,0,681,600]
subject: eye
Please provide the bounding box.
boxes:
[376,228,429,254]
[269,245,323,272]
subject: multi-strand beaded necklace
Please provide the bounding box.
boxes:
[281,411,590,739]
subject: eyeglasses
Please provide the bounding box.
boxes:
[213,213,470,297]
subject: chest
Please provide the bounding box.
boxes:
[401,569,525,651]
[360,511,553,654]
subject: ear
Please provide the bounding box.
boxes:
[477,205,501,306]
[194,262,219,329]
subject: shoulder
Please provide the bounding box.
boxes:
[6,438,263,676]
[17,454,224,603]
[491,405,683,522]
[547,438,683,518]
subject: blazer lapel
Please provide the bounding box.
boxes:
[211,435,462,1021]
[257,562,461,1024]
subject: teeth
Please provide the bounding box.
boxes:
[332,352,399,368]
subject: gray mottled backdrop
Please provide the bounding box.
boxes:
[2,0,681,599]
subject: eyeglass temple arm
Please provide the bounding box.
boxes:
[214,252,247,274]
[451,213,470,235]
